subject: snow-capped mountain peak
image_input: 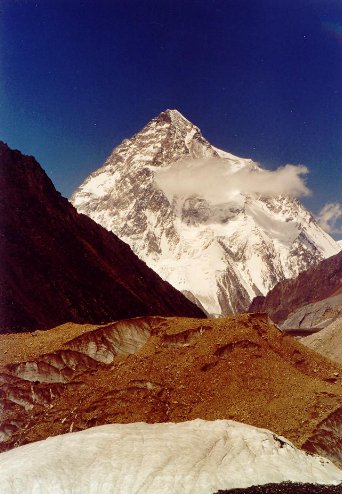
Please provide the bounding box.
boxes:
[71,110,340,315]
[159,108,195,126]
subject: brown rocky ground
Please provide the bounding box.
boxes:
[0,314,341,466]
[216,482,342,493]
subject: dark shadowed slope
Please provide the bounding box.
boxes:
[0,142,204,333]
[249,251,342,325]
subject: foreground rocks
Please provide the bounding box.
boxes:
[216,482,342,493]
[0,314,341,467]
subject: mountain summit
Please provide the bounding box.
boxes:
[71,110,340,315]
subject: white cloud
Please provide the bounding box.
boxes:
[317,202,342,234]
[154,158,310,205]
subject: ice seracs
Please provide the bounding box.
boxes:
[0,419,341,494]
[71,110,340,316]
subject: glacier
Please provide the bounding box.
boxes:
[0,419,341,493]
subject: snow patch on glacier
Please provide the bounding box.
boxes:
[0,419,341,494]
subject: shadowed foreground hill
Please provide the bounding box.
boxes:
[0,314,341,467]
[0,142,204,333]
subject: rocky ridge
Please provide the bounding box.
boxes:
[249,251,342,327]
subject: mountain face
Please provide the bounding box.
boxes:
[71,109,340,316]
[1,420,341,494]
[0,142,204,333]
[249,250,342,326]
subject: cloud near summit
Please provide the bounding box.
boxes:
[154,158,310,205]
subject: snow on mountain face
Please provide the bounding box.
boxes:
[71,110,340,316]
[1,419,341,494]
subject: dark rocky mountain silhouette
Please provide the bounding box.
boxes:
[249,250,342,326]
[0,142,204,333]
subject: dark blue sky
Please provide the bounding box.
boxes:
[1,0,341,237]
